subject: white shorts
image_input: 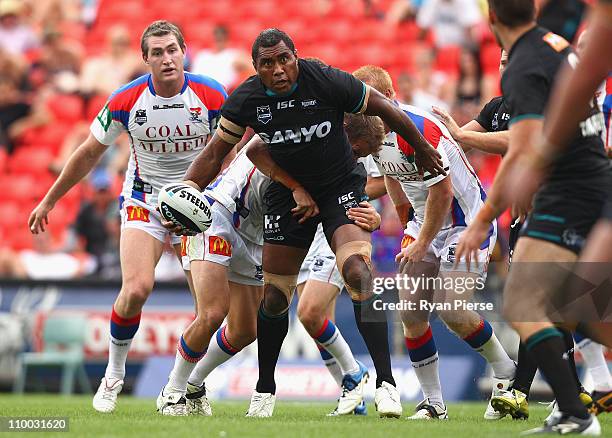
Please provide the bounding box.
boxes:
[297,226,344,290]
[403,219,497,277]
[120,198,181,245]
[183,201,263,286]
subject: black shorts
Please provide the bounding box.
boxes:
[263,164,367,249]
[520,174,611,254]
[601,195,612,222]
[508,217,523,263]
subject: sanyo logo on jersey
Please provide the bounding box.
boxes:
[259,121,332,144]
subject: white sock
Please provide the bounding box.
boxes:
[314,319,359,375]
[412,352,444,407]
[105,335,133,380]
[166,336,205,395]
[317,345,343,386]
[463,320,515,379]
[106,308,140,380]
[577,338,612,392]
[476,334,516,379]
[189,326,238,387]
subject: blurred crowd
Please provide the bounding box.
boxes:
[0,0,592,280]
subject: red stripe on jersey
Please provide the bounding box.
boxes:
[397,135,415,156]
[107,82,147,113]
[423,118,443,149]
[188,81,226,111]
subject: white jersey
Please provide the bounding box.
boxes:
[205,146,270,245]
[374,102,489,231]
[90,72,227,208]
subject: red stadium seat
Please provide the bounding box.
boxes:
[435,45,461,76]
[86,94,110,122]
[481,44,502,75]
[5,228,34,251]
[0,147,7,173]
[46,94,85,124]
[0,202,22,229]
[7,147,54,174]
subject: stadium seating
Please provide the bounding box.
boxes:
[13,315,91,395]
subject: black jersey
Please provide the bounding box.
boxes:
[475,96,511,133]
[502,26,609,182]
[220,59,369,195]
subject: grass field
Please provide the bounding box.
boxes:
[0,395,609,437]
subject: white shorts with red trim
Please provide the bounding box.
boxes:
[403,219,497,278]
[120,197,181,245]
[183,201,262,286]
[297,226,344,290]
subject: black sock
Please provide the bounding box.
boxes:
[353,296,395,387]
[559,328,583,392]
[526,327,589,419]
[255,304,289,394]
[512,341,538,397]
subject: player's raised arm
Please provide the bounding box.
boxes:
[364,87,446,176]
[432,106,509,155]
[245,136,319,224]
[29,134,108,234]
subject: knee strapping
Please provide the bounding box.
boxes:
[263,271,297,312]
[335,241,372,299]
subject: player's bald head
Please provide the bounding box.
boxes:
[488,0,536,27]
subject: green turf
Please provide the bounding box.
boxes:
[0,395,609,437]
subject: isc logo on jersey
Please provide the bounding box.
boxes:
[258,121,332,144]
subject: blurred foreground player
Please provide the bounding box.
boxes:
[28,21,227,413]
[507,0,612,350]
[456,0,609,434]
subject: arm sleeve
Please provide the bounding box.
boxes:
[359,155,382,177]
[323,66,370,114]
[90,101,126,146]
[474,98,498,131]
[504,69,549,125]
[219,90,248,144]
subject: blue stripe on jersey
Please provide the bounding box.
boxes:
[208,109,221,122]
[131,185,145,202]
[111,110,130,130]
[185,72,228,97]
[208,109,221,132]
[147,75,156,95]
[604,94,612,137]
[480,223,495,250]
[451,197,467,227]
[405,111,425,136]
[109,74,149,99]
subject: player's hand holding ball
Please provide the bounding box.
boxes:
[158,181,213,236]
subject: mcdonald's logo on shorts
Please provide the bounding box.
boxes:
[209,236,232,257]
[180,236,188,257]
[126,205,150,222]
[400,235,415,249]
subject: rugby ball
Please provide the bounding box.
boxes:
[158,183,213,233]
